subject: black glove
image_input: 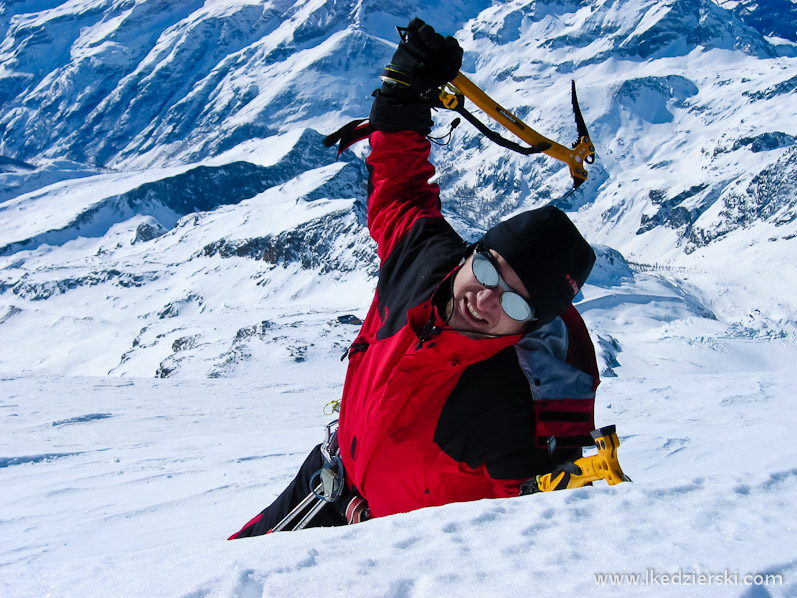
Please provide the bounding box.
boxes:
[382,18,463,96]
[549,461,583,491]
[370,18,463,134]
[519,461,584,495]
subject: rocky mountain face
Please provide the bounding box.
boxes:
[719,0,797,43]
[0,0,795,377]
[0,0,488,168]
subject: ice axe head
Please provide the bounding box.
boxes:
[590,425,632,485]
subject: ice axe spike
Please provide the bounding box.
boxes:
[533,425,632,492]
[441,73,596,189]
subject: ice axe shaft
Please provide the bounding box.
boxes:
[535,425,631,492]
[445,73,595,188]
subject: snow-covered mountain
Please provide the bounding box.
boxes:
[719,0,797,43]
[1,0,795,377]
[1,1,796,596]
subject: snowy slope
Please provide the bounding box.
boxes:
[1,363,796,597]
[2,225,796,597]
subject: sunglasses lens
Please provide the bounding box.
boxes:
[472,253,499,286]
[501,292,533,321]
[472,250,536,322]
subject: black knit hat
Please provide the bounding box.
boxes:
[479,206,595,329]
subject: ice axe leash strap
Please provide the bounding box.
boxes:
[323,118,372,156]
[445,96,551,156]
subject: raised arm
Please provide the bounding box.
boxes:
[365,18,463,261]
[366,130,442,260]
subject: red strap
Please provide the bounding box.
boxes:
[345,495,370,524]
[323,119,372,155]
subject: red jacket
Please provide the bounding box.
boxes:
[337,130,600,518]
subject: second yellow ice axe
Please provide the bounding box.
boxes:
[521,425,632,494]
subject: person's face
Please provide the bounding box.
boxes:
[448,248,532,338]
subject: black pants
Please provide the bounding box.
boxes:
[229,444,347,538]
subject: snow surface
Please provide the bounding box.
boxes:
[2,354,797,597]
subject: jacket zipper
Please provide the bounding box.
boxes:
[416,316,443,350]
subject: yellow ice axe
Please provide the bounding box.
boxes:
[384,23,596,189]
[439,73,596,189]
[523,425,632,494]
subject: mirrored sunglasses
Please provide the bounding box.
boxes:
[472,247,537,323]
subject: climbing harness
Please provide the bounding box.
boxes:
[270,420,342,532]
[270,420,370,532]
